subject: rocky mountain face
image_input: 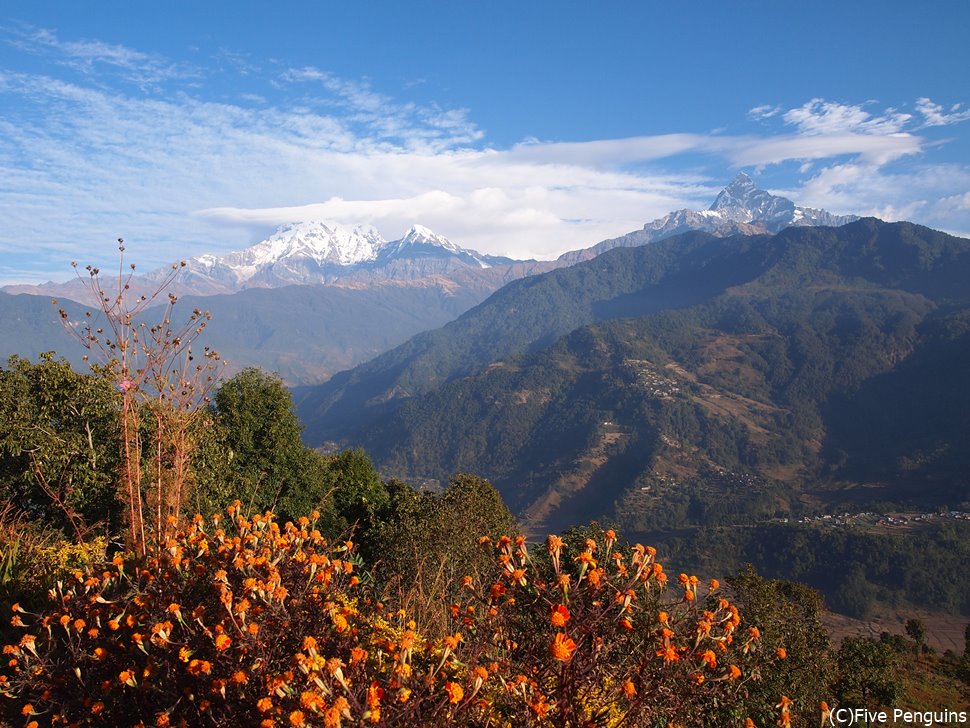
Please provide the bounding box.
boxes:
[559,172,858,264]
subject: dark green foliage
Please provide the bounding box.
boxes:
[727,566,832,728]
[0,355,120,534]
[362,473,518,589]
[653,521,970,617]
[209,368,338,524]
[906,618,927,656]
[321,448,388,530]
[832,636,901,711]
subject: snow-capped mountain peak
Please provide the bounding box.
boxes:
[557,173,859,264]
[252,221,386,267]
[136,221,520,293]
[708,172,796,225]
[394,224,463,254]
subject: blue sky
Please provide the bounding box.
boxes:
[2,1,969,284]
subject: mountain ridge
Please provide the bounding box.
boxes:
[558,172,858,264]
[294,218,970,533]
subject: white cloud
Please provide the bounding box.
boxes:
[781,98,913,136]
[2,25,194,89]
[915,98,970,128]
[1,28,969,283]
[749,104,782,120]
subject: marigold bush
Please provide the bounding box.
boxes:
[2,509,793,727]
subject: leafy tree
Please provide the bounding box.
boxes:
[323,448,388,530]
[0,354,119,536]
[211,368,332,521]
[905,617,926,657]
[832,636,901,717]
[727,565,833,727]
[364,473,518,623]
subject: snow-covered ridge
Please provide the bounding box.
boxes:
[148,221,511,292]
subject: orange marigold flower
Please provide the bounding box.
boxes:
[657,611,669,624]
[657,645,679,663]
[187,659,212,675]
[288,710,306,727]
[332,613,349,633]
[549,604,570,628]
[728,664,742,680]
[444,681,464,704]
[257,697,273,713]
[550,632,577,662]
[700,649,717,669]
[231,670,249,685]
[155,712,171,727]
[709,578,720,590]
[350,647,368,665]
[93,647,107,660]
[215,634,232,651]
[744,720,757,728]
[118,670,133,684]
[748,626,761,640]
[531,699,551,718]
[443,632,462,650]
[621,679,636,698]
[300,691,324,711]
[179,646,192,662]
[21,704,34,716]
[367,681,384,709]
[775,647,787,660]
[303,636,318,652]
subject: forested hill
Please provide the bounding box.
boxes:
[296,218,970,445]
[297,218,970,533]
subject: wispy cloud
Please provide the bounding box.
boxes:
[780,98,913,135]
[2,25,195,90]
[915,98,970,128]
